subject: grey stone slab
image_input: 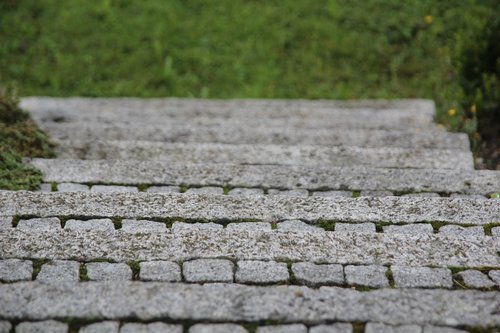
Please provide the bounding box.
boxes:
[365,323,421,333]
[183,259,234,283]
[450,194,487,199]
[36,191,470,226]
[383,224,433,234]
[423,326,469,333]
[277,220,322,232]
[236,260,289,284]
[226,222,272,231]
[402,192,440,197]
[29,159,500,195]
[146,186,180,193]
[56,140,474,170]
[57,183,89,192]
[292,262,344,286]
[64,219,114,231]
[360,190,394,197]
[1,282,499,327]
[344,265,389,288]
[86,263,132,281]
[458,270,495,289]
[15,320,68,333]
[488,270,500,286]
[36,183,52,192]
[185,187,224,195]
[79,322,119,333]
[309,324,353,333]
[37,260,79,282]
[0,259,32,282]
[0,322,10,333]
[121,219,167,233]
[335,223,376,233]
[172,222,223,232]
[492,227,500,237]
[139,261,181,282]
[0,216,12,229]
[189,324,248,333]
[392,266,453,288]
[438,225,484,237]
[228,188,265,196]
[312,191,352,197]
[1,229,498,268]
[91,185,138,193]
[120,323,182,333]
[17,217,61,231]
[256,325,307,333]
[268,189,309,197]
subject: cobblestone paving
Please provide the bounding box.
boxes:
[1,98,499,332]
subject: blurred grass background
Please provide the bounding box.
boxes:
[0,0,499,189]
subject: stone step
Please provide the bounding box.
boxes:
[55,141,474,170]
[39,122,470,150]
[1,192,498,225]
[22,97,436,130]
[0,281,498,327]
[28,158,500,195]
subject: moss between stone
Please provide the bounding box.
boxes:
[484,223,500,236]
[31,258,50,280]
[127,261,141,280]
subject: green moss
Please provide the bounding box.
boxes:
[137,184,149,192]
[484,223,500,236]
[127,261,141,280]
[79,264,89,281]
[111,217,122,229]
[352,191,361,198]
[317,220,336,231]
[385,266,395,288]
[352,323,365,333]
[31,258,50,279]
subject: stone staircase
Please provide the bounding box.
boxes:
[0,97,499,333]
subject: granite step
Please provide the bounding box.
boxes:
[28,158,500,195]
[1,192,498,225]
[54,141,475,170]
[38,122,470,150]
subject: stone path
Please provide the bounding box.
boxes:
[1,97,499,333]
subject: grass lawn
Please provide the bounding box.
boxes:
[0,0,498,189]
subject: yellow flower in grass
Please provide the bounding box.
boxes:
[470,104,477,114]
[448,108,456,116]
[424,15,433,24]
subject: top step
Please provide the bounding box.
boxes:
[22,97,436,130]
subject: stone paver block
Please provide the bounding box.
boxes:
[226,222,272,231]
[57,183,89,192]
[383,224,433,234]
[488,270,500,286]
[37,260,79,282]
[392,266,452,288]
[309,324,353,333]
[458,270,495,289]
[256,324,307,333]
[292,262,344,287]
[0,321,11,333]
[36,183,52,192]
[0,216,11,229]
[121,219,167,233]
[64,218,114,231]
[423,326,469,333]
[15,320,68,333]
[450,194,486,199]
[402,192,440,197]
[185,187,223,195]
[439,225,484,236]
[91,185,138,193]
[360,190,393,197]
[228,188,264,196]
[335,223,376,233]
[491,227,500,237]
[236,260,289,284]
[172,222,223,232]
[140,261,181,282]
[278,220,322,232]
[345,265,389,288]
[183,259,233,283]
[17,217,60,231]
[120,323,182,333]
[86,262,132,281]
[268,189,309,197]
[312,191,352,197]
[0,259,32,282]
[365,323,421,333]
[189,324,248,333]
[79,321,119,333]
[146,186,180,193]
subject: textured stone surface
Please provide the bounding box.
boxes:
[139,261,181,282]
[228,188,265,196]
[0,216,11,229]
[438,225,484,236]
[189,324,248,333]
[335,223,376,233]
[86,263,132,281]
[360,190,394,197]
[91,185,138,193]
[37,260,79,282]
[36,183,52,192]
[146,186,180,193]
[488,270,500,286]
[17,217,61,231]
[458,270,495,289]
[365,323,421,333]
[56,140,474,170]
[57,183,89,192]
[0,321,11,333]
[256,325,307,333]
[185,187,224,195]
[15,320,68,333]
[29,159,500,195]
[344,265,389,288]
[1,282,499,326]
[423,326,469,333]
[392,266,453,288]
[120,323,182,333]
[292,262,344,286]
[121,219,167,233]
[183,259,234,283]
[172,222,223,232]
[0,259,32,282]
[312,191,352,197]
[79,321,119,333]
[383,224,434,234]
[309,324,353,333]
[492,227,500,237]
[277,220,322,232]
[64,218,114,231]
[450,194,486,199]
[1,229,498,268]
[226,222,272,231]
[5,192,497,225]
[268,189,309,197]
[236,260,289,284]
[402,192,440,197]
